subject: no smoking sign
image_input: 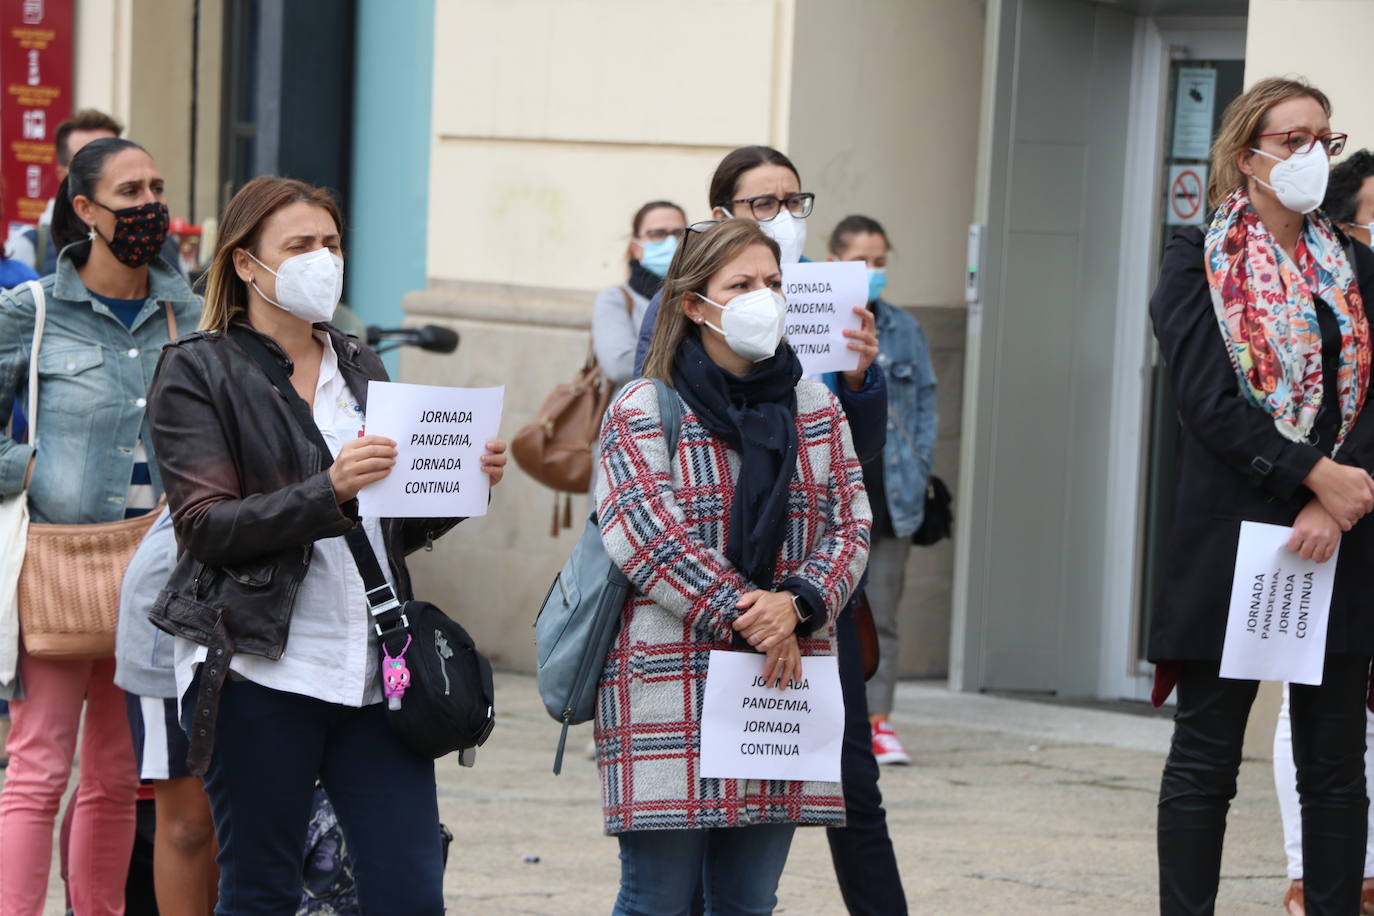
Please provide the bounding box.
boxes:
[1167,164,1209,225]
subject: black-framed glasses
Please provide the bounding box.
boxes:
[727,192,816,221]
[637,227,687,242]
[1254,129,1348,157]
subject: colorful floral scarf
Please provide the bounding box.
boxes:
[1204,188,1370,449]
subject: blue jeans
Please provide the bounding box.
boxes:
[185,675,445,915]
[615,823,795,915]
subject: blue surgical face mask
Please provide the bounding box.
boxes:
[867,267,887,303]
[639,236,678,277]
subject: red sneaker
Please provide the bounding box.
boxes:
[870,721,912,765]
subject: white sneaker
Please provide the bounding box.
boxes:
[871,721,912,765]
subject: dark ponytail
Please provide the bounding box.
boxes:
[50,136,147,268]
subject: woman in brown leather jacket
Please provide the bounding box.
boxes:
[147,176,506,915]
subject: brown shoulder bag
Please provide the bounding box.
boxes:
[512,288,634,533]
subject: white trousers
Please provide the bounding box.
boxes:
[1272,682,1374,879]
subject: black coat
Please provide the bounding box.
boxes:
[1148,226,1374,662]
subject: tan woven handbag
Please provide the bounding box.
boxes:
[17,280,173,659]
[512,288,633,533]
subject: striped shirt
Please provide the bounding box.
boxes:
[91,291,157,518]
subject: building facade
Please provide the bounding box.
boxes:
[51,0,1374,700]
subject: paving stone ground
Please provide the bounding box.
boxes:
[17,674,1292,914]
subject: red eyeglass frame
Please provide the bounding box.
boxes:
[1253,129,1349,156]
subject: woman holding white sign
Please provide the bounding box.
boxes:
[595,218,870,914]
[1149,77,1374,916]
[147,176,507,914]
[827,214,939,767]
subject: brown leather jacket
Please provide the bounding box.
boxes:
[147,319,458,771]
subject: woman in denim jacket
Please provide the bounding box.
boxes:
[0,137,200,916]
[827,215,938,767]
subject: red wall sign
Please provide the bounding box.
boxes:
[1,0,72,229]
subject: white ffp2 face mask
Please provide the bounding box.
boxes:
[1251,142,1330,214]
[247,248,344,323]
[696,287,788,363]
[757,211,808,264]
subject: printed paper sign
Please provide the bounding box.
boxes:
[1167,165,1209,225]
[781,261,867,376]
[1219,521,1337,685]
[1171,67,1218,161]
[357,382,504,518]
[699,650,844,782]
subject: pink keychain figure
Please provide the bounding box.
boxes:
[382,635,412,711]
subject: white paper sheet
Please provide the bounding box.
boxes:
[356,382,504,518]
[781,261,867,376]
[1219,521,1338,685]
[699,650,844,782]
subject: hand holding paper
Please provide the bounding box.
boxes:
[329,435,398,503]
[357,381,505,518]
[840,306,879,389]
[763,635,802,691]
[1220,520,1338,685]
[479,439,509,488]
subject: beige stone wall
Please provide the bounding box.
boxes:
[71,0,220,224]
[788,0,983,677]
[400,283,597,672]
[409,1,983,677]
[428,0,795,290]
[1245,0,1374,157]
[787,0,984,307]
[72,0,131,124]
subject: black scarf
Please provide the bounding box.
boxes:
[628,259,662,300]
[671,334,802,589]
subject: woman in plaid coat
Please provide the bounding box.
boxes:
[594,219,871,914]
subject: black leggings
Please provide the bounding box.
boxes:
[1158,655,1370,915]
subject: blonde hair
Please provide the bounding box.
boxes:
[199,176,343,332]
[641,220,781,383]
[1209,76,1332,208]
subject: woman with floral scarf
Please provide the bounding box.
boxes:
[1149,77,1374,916]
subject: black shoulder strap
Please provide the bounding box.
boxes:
[228,326,403,633]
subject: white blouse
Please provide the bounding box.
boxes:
[175,332,391,708]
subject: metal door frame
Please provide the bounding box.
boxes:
[1097,15,1246,701]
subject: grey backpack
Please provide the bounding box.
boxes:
[535,378,682,774]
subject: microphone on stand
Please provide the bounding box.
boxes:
[366,325,460,355]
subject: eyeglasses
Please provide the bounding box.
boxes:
[676,219,724,259]
[1254,129,1348,157]
[638,227,686,242]
[727,192,816,221]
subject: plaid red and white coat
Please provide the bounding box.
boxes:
[593,378,872,835]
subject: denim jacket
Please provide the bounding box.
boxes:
[0,252,202,524]
[869,299,937,538]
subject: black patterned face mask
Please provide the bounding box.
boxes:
[90,200,170,268]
